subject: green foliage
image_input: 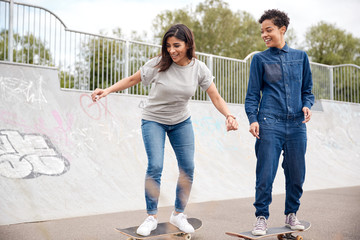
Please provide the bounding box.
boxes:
[73,29,157,93]
[332,67,360,103]
[59,70,75,89]
[305,21,360,65]
[85,37,123,90]
[152,0,268,59]
[0,30,52,65]
[305,22,360,103]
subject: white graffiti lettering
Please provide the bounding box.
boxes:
[0,130,70,179]
[0,75,47,104]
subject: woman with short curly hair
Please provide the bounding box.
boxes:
[245,9,315,236]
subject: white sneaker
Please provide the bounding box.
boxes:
[136,216,158,236]
[285,213,305,230]
[252,216,267,236]
[170,211,195,233]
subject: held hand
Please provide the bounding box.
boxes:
[249,122,260,139]
[226,115,238,131]
[91,88,108,102]
[302,107,312,123]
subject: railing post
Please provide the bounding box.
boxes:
[8,0,14,62]
[124,40,129,94]
[207,54,213,101]
[329,67,334,100]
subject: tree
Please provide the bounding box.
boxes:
[305,22,360,103]
[305,21,360,65]
[70,28,158,93]
[152,0,262,59]
[0,30,52,65]
[152,0,297,60]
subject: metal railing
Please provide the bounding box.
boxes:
[310,62,360,103]
[1,0,359,104]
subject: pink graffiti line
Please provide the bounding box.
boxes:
[80,93,114,120]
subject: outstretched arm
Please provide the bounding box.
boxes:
[206,83,238,131]
[91,70,141,102]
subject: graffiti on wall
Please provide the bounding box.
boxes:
[80,93,114,120]
[0,75,47,104]
[0,130,70,179]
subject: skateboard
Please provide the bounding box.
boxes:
[115,218,202,240]
[226,220,310,240]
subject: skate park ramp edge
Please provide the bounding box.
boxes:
[0,61,359,225]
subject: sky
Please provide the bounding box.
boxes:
[18,0,360,46]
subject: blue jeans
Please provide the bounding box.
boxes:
[141,117,195,215]
[254,113,307,219]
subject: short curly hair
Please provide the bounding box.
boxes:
[258,9,290,32]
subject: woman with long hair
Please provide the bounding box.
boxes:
[91,24,238,236]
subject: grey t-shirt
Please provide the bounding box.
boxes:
[140,57,213,125]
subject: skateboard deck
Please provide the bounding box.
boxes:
[226,220,310,240]
[116,217,202,240]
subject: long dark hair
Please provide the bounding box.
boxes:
[156,24,196,72]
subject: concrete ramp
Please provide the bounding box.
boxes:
[0,62,359,225]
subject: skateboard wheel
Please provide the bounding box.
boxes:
[277,235,284,240]
[295,236,303,240]
[184,233,191,240]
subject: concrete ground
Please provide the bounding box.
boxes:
[1,185,359,240]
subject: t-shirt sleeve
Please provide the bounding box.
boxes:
[198,61,214,91]
[140,57,161,86]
